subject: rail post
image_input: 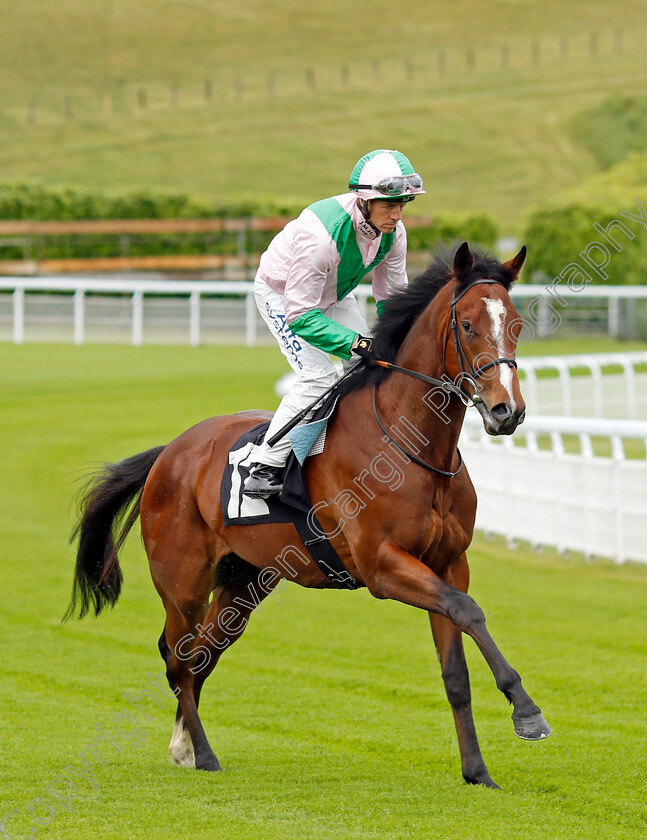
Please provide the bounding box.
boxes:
[611,436,626,563]
[13,288,24,344]
[132,290,143,346]
[73,289,85,345]
[189,291,201,346]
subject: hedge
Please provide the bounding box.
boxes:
[0,183,306,260]
[0,182,499,262]
[523,153,647,286]
[523,201,647,286]
[406,211,498,252]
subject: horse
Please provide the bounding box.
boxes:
[65,242,551,789]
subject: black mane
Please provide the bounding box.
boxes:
[338,242,517,397]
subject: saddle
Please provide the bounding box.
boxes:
[220,401,363,590]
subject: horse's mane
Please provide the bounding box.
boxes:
[337,242,517,397]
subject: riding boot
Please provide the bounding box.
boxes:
[243,464,284,499]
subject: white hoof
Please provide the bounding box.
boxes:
[169,716,195,768]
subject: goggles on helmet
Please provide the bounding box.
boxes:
[349,174,424,197]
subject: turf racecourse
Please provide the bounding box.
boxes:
[1,343,646,840]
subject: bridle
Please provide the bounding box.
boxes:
[372,277,518,478]
[446,278,518,399]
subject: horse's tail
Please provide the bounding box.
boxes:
[63,446,165,622]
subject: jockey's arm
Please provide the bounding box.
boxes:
[283,229,358,359]
[288,309,358,359]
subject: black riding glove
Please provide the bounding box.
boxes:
[351,335,374,359]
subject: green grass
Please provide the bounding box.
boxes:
[1,342,646,839]
[2,2,647,232]
[516,335,647,357]
[569,94,647,169]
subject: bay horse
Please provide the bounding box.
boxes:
[66,242,550,788]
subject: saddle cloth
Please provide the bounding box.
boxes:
[220,416,363,590]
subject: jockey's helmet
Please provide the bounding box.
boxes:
[349,150,425,202]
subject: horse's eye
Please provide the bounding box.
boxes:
[461,321,473,334]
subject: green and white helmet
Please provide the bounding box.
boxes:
[349,149,425,201]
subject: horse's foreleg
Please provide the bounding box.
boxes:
[367,544,550,741]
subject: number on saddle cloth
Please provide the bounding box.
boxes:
[220,415,362,590]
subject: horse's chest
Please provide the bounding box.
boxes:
[424,508,471,568]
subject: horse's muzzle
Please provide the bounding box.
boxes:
[476,400,526,436]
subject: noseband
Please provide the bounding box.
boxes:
[372,277,518,477]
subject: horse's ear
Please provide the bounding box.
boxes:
[503,245,527,280]
[453,241,473,281]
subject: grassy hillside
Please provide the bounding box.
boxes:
[1,2,647,231]
[570,95,647,168]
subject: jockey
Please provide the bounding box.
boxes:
[243,149,425,498]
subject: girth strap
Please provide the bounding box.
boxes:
[289,507,364,590]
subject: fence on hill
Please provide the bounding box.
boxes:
[14,29,631,127]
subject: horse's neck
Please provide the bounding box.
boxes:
[379,288,466,466]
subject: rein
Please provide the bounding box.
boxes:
[372,387,464,478]
[370,277,517,478]
[371,359,471,404]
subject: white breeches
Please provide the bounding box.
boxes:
[253,276,370,467]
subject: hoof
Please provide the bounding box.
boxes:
[513,712,551,741]
[464,774,501,790]
[196,753,222,772]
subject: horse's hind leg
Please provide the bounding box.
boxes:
[430,612,499,788]
[160,603,220,771]
[158,632,195,768]
[160,554,279,771]
[429,557,499,787]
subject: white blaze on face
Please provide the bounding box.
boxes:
[483,297,516,411]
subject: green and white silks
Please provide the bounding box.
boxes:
[256,192,408,359]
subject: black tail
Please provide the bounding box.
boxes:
[63,446,165,621]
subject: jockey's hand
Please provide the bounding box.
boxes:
[351,335,374,359]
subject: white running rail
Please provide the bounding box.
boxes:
[0,277,260,347]
[2,278,647,346]
[460,413,647,564]
[518,353,647,420]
